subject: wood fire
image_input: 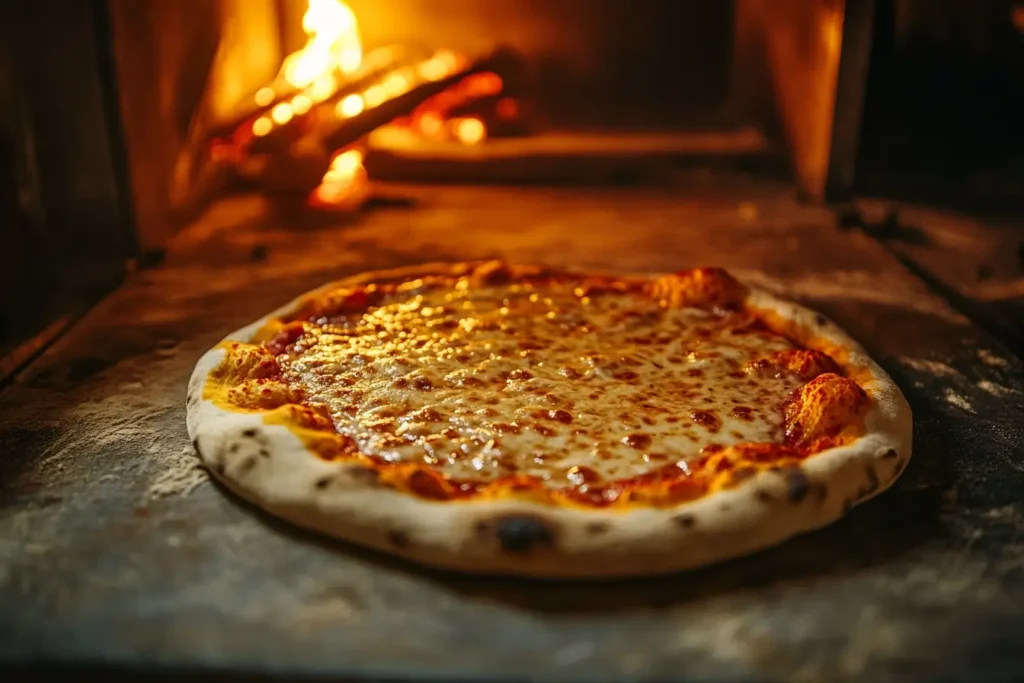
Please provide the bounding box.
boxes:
[210,0,525,211]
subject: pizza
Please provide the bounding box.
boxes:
[186,261,912,578]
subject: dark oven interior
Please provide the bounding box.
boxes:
[2,0,1024,680]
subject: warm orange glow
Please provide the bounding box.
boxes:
[252,117,273,136]
[1013,5,1024,32]
[271,103,294,125]
[418,58,448,82]
[292,95,313,115]
[381,71,412,98]
[467,72,503,97]
[312,148,367,208]
[363,85,386,108]
[454,117,486,145]
[260,0,363,114]
[336,94,365,118]
[309,75,336,103]
[418,49,460,82]
[254,87,276,107]
[419,112,443,137]
[496,97,518,119]
[325,148,364,180]
[434,50,461,73]
[282,0,362,89]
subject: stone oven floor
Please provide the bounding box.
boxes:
[2,176,1023,681]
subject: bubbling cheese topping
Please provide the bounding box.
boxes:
[277,279,807,488]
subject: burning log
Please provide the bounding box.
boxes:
[203,83,304,144]
[236,50,504,195]
[320,50,508,153]
[204,0,367,146]
[245,46,415,155]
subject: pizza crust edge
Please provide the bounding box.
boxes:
[185,262,913,578]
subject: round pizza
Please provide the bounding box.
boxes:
[186,261,912,578]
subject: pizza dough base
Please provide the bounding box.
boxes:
[186,263,913,578]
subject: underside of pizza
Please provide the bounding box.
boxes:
[187,261,912,578]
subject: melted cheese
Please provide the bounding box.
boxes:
[278,280,806,488]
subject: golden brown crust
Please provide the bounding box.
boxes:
[186,261,913,578]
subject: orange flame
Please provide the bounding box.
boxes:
[282,0,361,88]
[311,148,368,209]
[254,0,363,125]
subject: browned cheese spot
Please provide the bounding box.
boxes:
[548,409,573,424]
[731,406,755,421]
[690,410,722,432]
[623,433,652,450]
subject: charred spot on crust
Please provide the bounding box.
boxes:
[586,521,610,535]
[229,443,240,453]
[756,490,775,503]
[237,456,257,474]
[815,314,828,326]
[388,530,411,548]
[494,515,555,554]
[674,514,696,529]
[781,466,812,503]
[315,475,334,489]
[258,448,270,458]
[880,448,898,459]
[242,428,257,438]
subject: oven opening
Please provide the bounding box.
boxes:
[106,0,853,244]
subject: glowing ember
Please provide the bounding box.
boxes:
[291,95,313,115]
[381,71,413,98]
[254,87,275,107]
[252,117,273,136]
[453,117,486,145]
[309,75,336,103]
[311,147,368,208]
[496,97,519,119]
[467,72,503,97]
[364,85,386,108]
[270,103,294,125]
[325,148,364,180]
[419,112,444,137]
[336,94,365,118]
